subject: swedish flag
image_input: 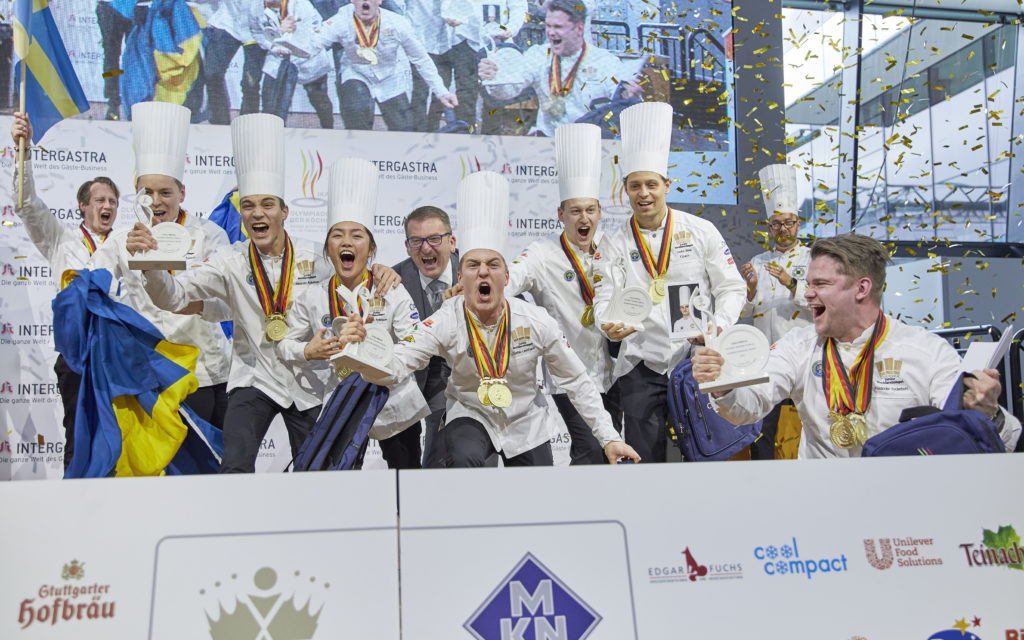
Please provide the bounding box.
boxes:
[209,187,248,244]
[12,0,90,143]
[54,269,222,478]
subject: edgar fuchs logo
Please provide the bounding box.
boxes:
[18,559,116,629]
[464,552,601,640]
[648,546,743,584]
[959,524,1024,571]
[926,614,983,639]
[204,566,326,640]
[863,536,943,570]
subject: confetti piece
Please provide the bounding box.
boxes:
[102,69,124,79]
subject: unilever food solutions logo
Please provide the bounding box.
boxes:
[465,553,600,640]
[292,150,325,207]
[203,566,325,640]
[863,535,943,570]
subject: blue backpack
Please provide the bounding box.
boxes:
[667,359,763,461]
[293,374,390,471]
[861,374,1005,456]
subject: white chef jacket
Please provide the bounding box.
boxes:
[142,240,328,411]
[200,0,255,42]
[13,160,105,290]
[451,0,527,50]
[89,214,232,387]
[367,296,620,457]
[252,0,334,84]
[592,208,747,376]
[277,277,430,440]
[711,320,1022,458]
[742,244,813,344]
[483,43,625,137]
[507,232,614,392]
[311,4,448,102]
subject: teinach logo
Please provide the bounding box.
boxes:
[465,552,600,640]
[204,566,324,640]
[959,524,1024,570]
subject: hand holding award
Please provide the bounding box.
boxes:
[329,282,394,380]
[691,287,771,394]
[127,189,190,271]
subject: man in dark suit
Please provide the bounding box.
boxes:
[387,205,459,468]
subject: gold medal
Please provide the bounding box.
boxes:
[580,304,594,327]
[829,411,856,449]
[848,412,869,444]
[487,381,512,408]
[335,364,353,380]
[547,95,567,119]
[357,46,378,65]
[266,314,288,342]
[477,381,492,406]
[649,277,666,304]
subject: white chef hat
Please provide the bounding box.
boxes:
[677,284,691,306]
[328,158,377,231]
[232,113,285,199]
[758,163,798,217]
[620,101,672,179]
[131,102,190,182]
[555,123,602,202]
[457,171,509,258]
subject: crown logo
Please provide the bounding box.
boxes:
[875,357,902,380]
[673,230,692,244]
[62,559,85,581]
[511,326,531,343]
[205,567,324,640]
[295,260,315,276]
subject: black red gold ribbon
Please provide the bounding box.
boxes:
[79,224,98,255]
[464,301,511,381]
[630,209,673,280]
[559,232,594,306]
[821,311,890,415]
[248,233,295,319]
[353,14,380,49]
[329,271,372,319]
[549,43,587,96]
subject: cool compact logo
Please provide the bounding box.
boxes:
[753,537,849,579]
[959,524,1024,570]
[863,536,943,570]
[648,546,743,584]
[17,560,117,630]
[203,566,326,640]
[465,552,600,640]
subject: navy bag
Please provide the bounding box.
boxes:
[667,359,763,461]
[861,374,1004,456]
[292,374,390,471]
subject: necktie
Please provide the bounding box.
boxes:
[426,279,445,315]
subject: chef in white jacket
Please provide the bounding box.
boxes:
[310,0,458,130]
[339,171,640,467]
[591,101,746,463]
[693,233,1021,458]
[276,158,429,469]
[91,102,232,429]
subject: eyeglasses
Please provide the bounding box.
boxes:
[405,232,451,249]
[768,220,800,231]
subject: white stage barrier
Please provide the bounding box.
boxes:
[2,455,1022,638]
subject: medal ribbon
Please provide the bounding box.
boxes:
[549,42,587,96]
[558,233,594,305]
[175,210,186,225]
[821,312,890,415]
[353,14,380,49]
[629,209,673,279]
[463,301,511,382]
[247,234,295,317]
[79,224,98,256]
[329,271,372,319]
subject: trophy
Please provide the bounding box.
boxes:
[602,257,652,330]
[691,287,771,394]
[127,189,190,271]
[329,283,394,380]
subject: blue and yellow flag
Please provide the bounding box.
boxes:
[12,0,90,143]
[209,187,248,244]
[120,0,204,115]
[54,269,221,478]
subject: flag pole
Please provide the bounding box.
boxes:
[17,59,27,209]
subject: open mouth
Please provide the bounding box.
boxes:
[340,250,356,270]
[419,255,437,267]
[478,282,492,298]
[810,305,825,319]
[100,211,112,222]
[360,2,370,10]
[576,225,591,241]
[549,35,562,47]
[251,222,270,237]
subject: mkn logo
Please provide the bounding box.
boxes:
[465,552,600,640]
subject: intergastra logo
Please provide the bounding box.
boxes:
[16,560,117,630]
[465,553,600,640]
[204,566,325,640]
[959,524,1024,570]
[863,536,943,570]
[752,537,849,580]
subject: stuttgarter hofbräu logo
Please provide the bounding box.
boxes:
[959,524,1024,570]
[18,560,116,629]
[752,537,849,579]
[204,566,325,640]
[465,553,601,640]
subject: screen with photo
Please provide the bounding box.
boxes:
[2,0,736,202]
